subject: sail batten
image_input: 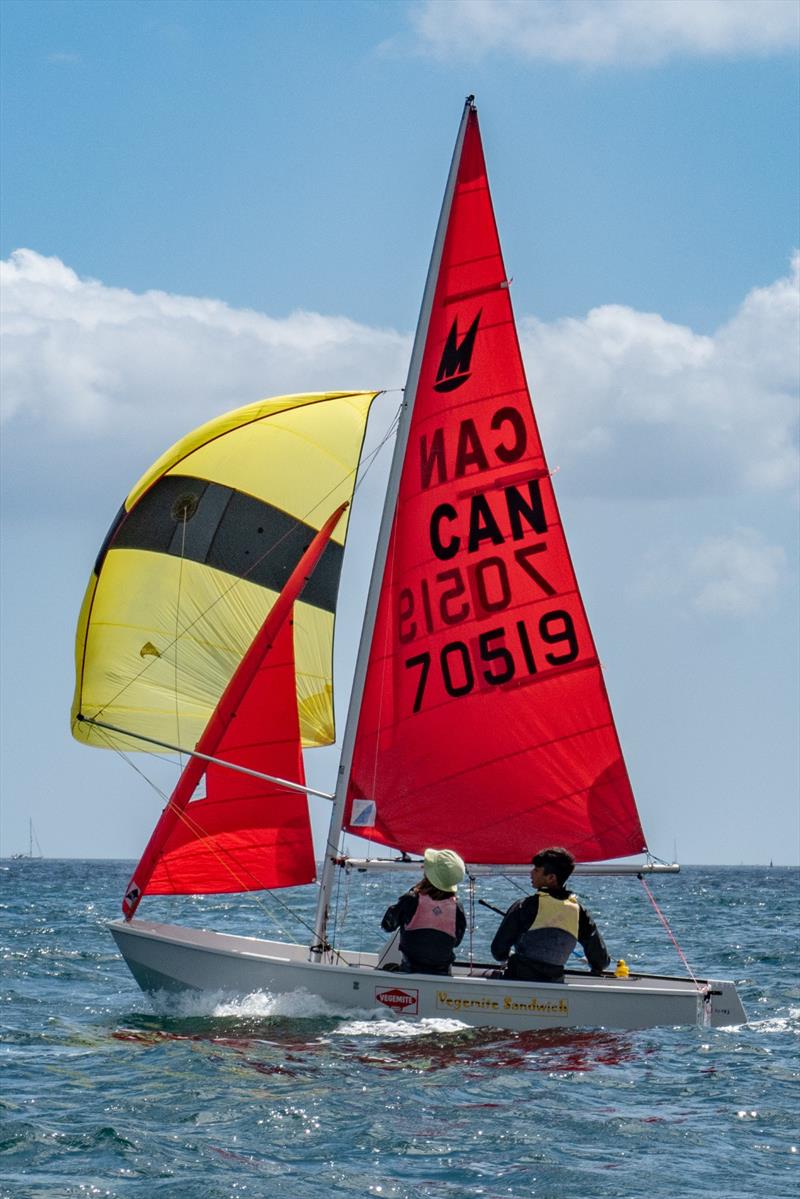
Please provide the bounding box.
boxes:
[339,105,646,865]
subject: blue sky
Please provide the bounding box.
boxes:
[1,0,798,864]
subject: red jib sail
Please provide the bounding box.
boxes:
[122,504,349,914]
[344,107,646,863]
[142,616,314,898]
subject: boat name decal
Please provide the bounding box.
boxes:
[436,990,569,1016]
[375,986,419,1014]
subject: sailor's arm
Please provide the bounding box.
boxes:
[490,897,535,961]
[381,892,418,932]
[577,904,611,974]
[454,901,467,947]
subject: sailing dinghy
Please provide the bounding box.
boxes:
[72,99,745,1031]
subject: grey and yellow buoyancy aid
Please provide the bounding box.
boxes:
[514,890,580,967]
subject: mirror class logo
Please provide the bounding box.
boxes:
[434,311,481,392]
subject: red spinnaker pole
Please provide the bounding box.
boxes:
[122,502,348,919]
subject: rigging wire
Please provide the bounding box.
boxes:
[487,865,702,989]
[351,398,401,500]
[146,796,326,947]
[331,856,344,946]
[356,857,370,964]
[638,873,702,989]
[173,511,189,766]
[467,874,476,972]
[91,723,172,802]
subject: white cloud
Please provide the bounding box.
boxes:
[0,249,409,429]
[635,527,788,615]
[1,248,797,520]
[521,254,799,498]
[0,249,410,514]
[690,530,787,615]
[409,0,799,66]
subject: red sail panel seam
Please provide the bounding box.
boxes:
[570,821,647,854]
[454,466,551,498]
[438,248,501,270]
[402,469,553,504]
[458,786,629,839]
[443,280,510,305]
[395,750,628,830]
[371,716,618,797]
[404,587,588,635]
[409,386,536,433]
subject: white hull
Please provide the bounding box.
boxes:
[109,919,746,1031]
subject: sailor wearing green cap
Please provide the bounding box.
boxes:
[381,848,467,975]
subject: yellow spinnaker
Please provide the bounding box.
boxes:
[72,391,378,753]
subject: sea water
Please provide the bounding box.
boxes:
[1,861,797,1198]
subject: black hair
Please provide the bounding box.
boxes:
[531,846,575,887]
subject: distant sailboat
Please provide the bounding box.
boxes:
[11,819,42,860]
[71,98,746,1031]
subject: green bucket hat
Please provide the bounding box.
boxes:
[423,848,465,893]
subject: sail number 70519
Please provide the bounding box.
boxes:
[404,611,579,713]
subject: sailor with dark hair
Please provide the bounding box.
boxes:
[490,846,610,982]
[381,848,467,975]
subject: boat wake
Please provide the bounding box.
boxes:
[143,985,470,1033]
[145,985,351,1020]
[331,1016,470,1037]
[742,1009,799,1035]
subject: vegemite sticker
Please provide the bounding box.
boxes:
[375,987,419,1014]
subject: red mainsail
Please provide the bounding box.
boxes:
[343,107,646,863]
